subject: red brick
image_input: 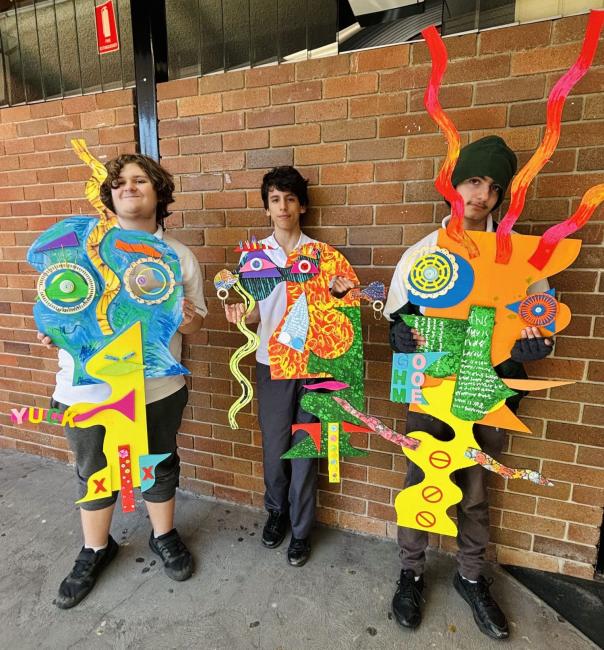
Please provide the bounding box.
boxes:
[323,118,376,142]
[271,81,322,105]
[62,95,97,115]
[376,202,433,225]
[295,144,346,166]
[199,71,245,95]
[223,130,268,151]
[157,78,198,100]
[542,460,604,488]
[296,99,348,123]
[551,14,590,44]
[270,124,320,147]
[349,225,402,245]
[351,92,407,117]
[320,163,374,185]
[247,148,293,169]
[245,64,294,87]
[159,117,200,138]
[204,192,246,210]
[537,498,602,526]
[295,55,350,81]
[533,536,596,565]
[348,138,403,162]
[502,511,566,538]
[179,94,222,117]
[511,43,585,76]
[201,152,245,172]
[480,22,551,54]
[246,106,294,129]
[223,87,269,111]
[29,102,63,119]
[375,159,433,182]
[201,111,245,134]
[348,183,402,205]
[409,85,472,112]
[475,76,546,105]
[351,44,409,72]
[324,73,378,99]
[413,33,477,63]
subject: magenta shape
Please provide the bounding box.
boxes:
[303,381,350,391]
[73,389,136,423]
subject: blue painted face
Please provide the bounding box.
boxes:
[28,215,186,386]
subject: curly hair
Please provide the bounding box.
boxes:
[100,154,175,227]
[261,166,309,212]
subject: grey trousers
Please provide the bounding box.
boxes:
[398,410,506,580]
[52,385,188,511]
[256,363,318,539]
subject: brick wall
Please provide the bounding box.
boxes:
[1,14,602,579]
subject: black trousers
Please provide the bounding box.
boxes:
[256,363,318,539]
[398,410,505,580]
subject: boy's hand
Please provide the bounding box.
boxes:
[37,331,55,349]
[181,298,197,327]
[390,321,426,353]
[331,276,356,299]
[510,327,553,362]
[225,302,247,324]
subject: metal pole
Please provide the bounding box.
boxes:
[130,0,168,160]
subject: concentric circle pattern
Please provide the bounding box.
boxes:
[405,247,459,299]
[124,256,176,305]
[518,292,558,327]
[37,262,96,314]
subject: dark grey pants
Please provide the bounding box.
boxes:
[256,363,318,539]
[398,410,506,580]
[52,385,188,511]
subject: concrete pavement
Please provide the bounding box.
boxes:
[0,449,597,649]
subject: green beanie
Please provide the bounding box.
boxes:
[451,136,517,210]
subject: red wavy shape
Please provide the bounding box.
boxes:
[496,9,604,264]
[421,25,479,259]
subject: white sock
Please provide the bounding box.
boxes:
[461,574,478,584]
[86,543,107,553]
[414,575,420,582]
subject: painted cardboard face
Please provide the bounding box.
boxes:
[27,215,186,386]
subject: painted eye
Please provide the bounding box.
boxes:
[37,263,96,314]
[291,259,318,275]
[239,254,277,274]
[124,257,176,305]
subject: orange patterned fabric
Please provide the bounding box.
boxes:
[268,242,359,380]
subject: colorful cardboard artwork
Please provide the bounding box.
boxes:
[388,16,603,536]
[23,140,186,511]
[216,241,370,481]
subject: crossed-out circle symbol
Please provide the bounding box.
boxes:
[429,450,451,469]
[422,485,444,503]
[415,511,436,528]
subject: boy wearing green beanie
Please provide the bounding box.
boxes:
[384,136,553,640]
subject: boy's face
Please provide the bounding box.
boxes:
[266,187,306,233]
[456,176,502,229]
[110,163,158,233]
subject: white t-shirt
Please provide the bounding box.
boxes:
[52,228,207,406]
[253,232,317,365]
[384,215,549,320]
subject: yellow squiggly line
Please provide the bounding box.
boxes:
[228,283,260,429]
[71,139,120,336]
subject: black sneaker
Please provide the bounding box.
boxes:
[453,572,509,640]
[56,536,119,609]
[149,529,194,582]
[287,537,311,567]
[261,510,287,549]
[392,569,424,629]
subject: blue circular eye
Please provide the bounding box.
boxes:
[250,257,263,271]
